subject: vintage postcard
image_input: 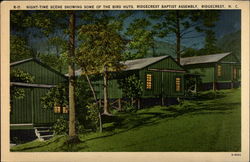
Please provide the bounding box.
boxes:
[1,0,249,162]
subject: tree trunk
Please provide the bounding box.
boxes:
[84,71,102,132]
[103,65,110,115]
[84,72,97,101]
[68,12,76,138]
[176,11,181,64]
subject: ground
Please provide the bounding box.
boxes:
[11,88,241,152]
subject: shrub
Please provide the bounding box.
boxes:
[52,117,68,135]
[123,103,137,112]
[86,103,100,131]
[197,90,225,99]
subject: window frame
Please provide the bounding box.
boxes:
[145,73,153,90]
[217,64,222,77]
[175,76,182,92]
[54,105,69,114]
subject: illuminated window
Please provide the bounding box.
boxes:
[54,106,69,114]
[176,77,181,92]
[146,74,152,89]
[63,106,69,113]
[233,68,237,80]
[217,65,222,77]
[54,106,61,113]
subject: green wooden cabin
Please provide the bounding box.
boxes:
[10,58,68,129]
[180,52,241,90]
[75,56,186,107]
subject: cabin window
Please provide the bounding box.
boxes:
[63,106,69,113]
[146,74,152,89]
[54,106,69,113]
[217,65,222,77]
[54,106,61,113]
[175,77,181,92]
[233,68,237,80]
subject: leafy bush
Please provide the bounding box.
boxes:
[10,69,34,99]
[41,83,68,110]
[197,90,225,99]
[119,74,143,100]
[86,103,100,131]
[168,100,198,113]
[76,121,85,134]
[52,117,86,135]
[52,117,68,135]
[123,103,137,112]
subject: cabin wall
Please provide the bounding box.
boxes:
[93,57,185,100]
[10,60,67,126]
[183,54,241,90]
[10,87,67,125]
[139,69,184,98]
[11,61,65,85]
[11,88,33,124]
[184,64,215,83]
[139,57,185,98]
[216,54,241,83]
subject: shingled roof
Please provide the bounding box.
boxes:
[180,52,231,66]
[74,55,170,76]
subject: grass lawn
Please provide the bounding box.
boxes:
[11,89,241,152]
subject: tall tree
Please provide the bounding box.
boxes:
[77,22,126,115]
[10,11,79,139]
[68,12,77,138]
[147,10,220,62]
[201,30,222,54]
[125,18,154,59]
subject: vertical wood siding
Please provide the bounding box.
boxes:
[10,88,33,124]
[10,60,67,125]
[11,61,65,85]
[188,67,215,83]
[93,57,185,99]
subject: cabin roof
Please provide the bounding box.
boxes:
[10,58,35,66]
[180,52,231,66]
[10,58,67,79]
[122,55,169,71]
[73,55,170,76]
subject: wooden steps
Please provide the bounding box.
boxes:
[34,127,54,141]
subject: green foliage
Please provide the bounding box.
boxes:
[125,18,154,59]
[147,10,220,59]
[11,89,241,152]
[41,83,68,109]
[52,117,68,135]
[119,74,143,99]
[184,75,202,97]
[86,103,100,131]
[122,103,137,112]
[39,52,68,73]
[217,30,241,60]
[52,117,84,136]
[10,69,34,99]
[10,69,34,83]
[170,100,197,112]
[197,90,225,100]
[10,35,32,62]
[77,22,126,74]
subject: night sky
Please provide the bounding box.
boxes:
[26,10,241,52]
